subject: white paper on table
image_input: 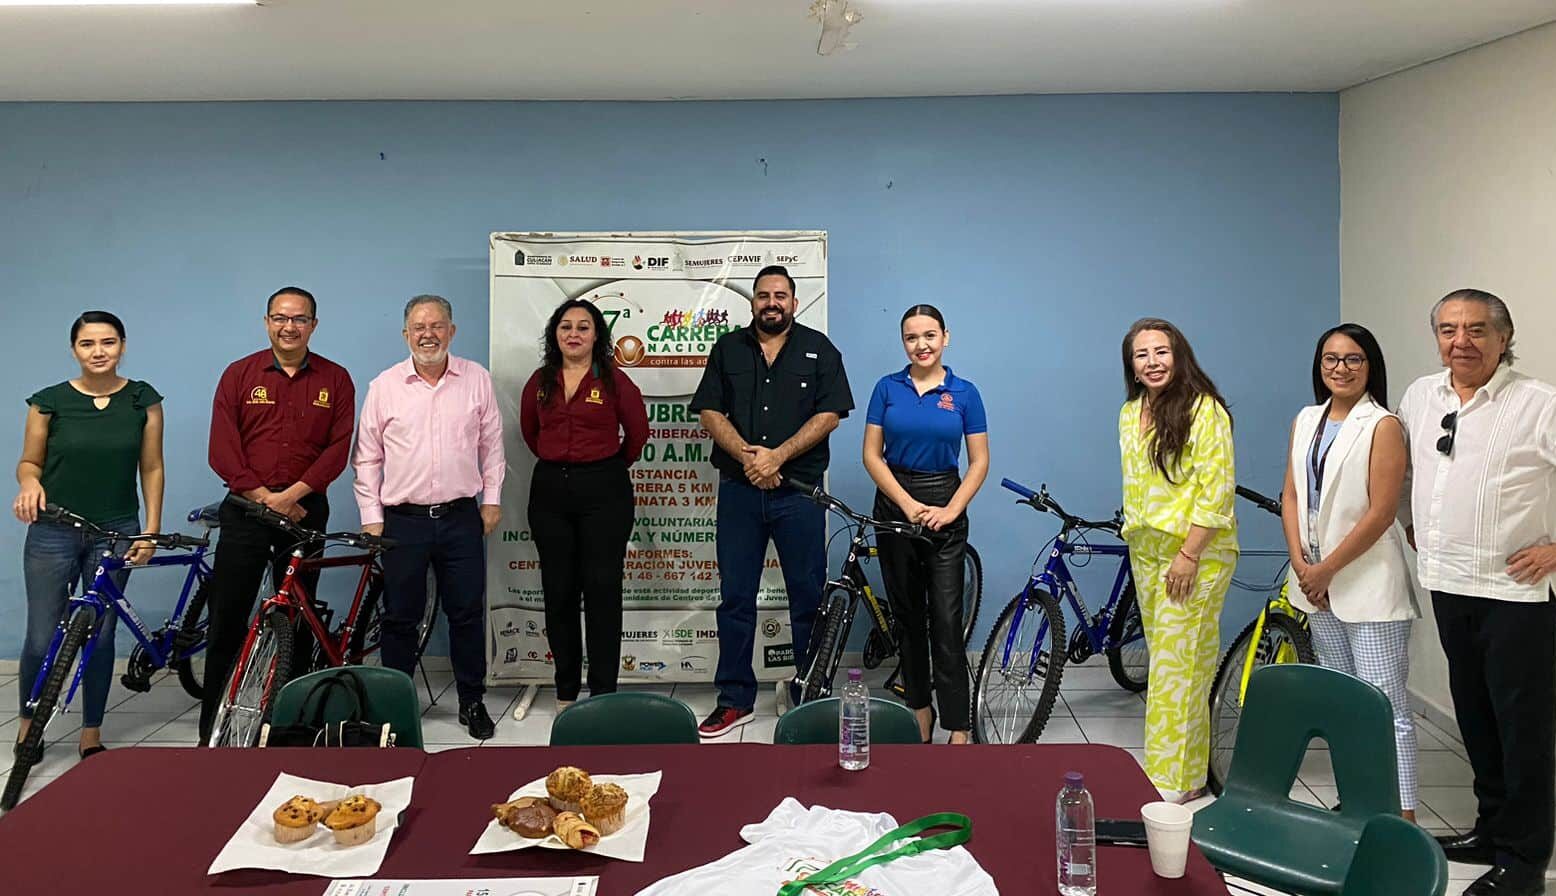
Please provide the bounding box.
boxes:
[207,772,415,877]
[470,771,662,863]
[322,876,598,896]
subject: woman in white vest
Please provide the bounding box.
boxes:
[1281,323,1420,821]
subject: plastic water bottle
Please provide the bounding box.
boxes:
[839,668,870,771]
[1057,770,1097,895]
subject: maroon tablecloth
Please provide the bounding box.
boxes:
[0,743,1224,893]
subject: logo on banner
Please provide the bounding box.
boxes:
[622,629,659,642]
[559,254,600,268]
[761,618,782,639]
[685,257,724,271]
[614,335,647,367]
[774,253,801,265]
[503,647,519,664]
[763,644,795,668]
[246,386,274,405]
[632,255,671,270]
[728,254,762,266]
[622,655,637,671]
[680,655,710,673]
[639,661,668,673]
[514,250,526,266]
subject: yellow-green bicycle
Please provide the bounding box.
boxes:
[1206,485,1316,795]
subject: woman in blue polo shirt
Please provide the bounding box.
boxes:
[863,304,990,744]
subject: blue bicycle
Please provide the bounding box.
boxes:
[971,478,1146,744]
[2,502,218,810]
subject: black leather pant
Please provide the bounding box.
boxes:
[874,469,971,732]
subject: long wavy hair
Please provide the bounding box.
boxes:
[536,299,617,405]
[1121,318,1230,483]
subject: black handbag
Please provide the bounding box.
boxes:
[260,670,396,748]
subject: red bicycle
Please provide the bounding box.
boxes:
[207,496,398,747]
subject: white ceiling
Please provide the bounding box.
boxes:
[1,0,1553,102]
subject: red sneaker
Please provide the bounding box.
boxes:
[698,706,754,739]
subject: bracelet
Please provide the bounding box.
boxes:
[1177,548,1200,563]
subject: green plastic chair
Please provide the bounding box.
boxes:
[269,666,424,749]
[1192,664,1401,896]
[1339,814,1448,895]
[549,692,699,745]
[773,697,923,745]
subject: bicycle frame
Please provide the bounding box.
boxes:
[228,543,382,684]
[1233,582,1304,704]
[995,527,1135,676]
[25,548,211,716]
[795,527,896,697]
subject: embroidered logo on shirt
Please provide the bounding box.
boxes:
[938,393,955,412]
[312,388,331,409]
[586,387,605,405]
[246,386,274,405]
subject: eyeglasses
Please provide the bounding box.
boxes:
[1321,353,1367,371]
[267,314,315,327]
[1436,411,1458,456]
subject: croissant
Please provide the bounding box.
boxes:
[553,811,601,849]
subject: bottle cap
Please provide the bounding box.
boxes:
[847,668,863,681]
[1064,771,1084,787]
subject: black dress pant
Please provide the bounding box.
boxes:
[1433,589,1556,872]
[198,492,329,742]
[874,469,971,732]
[528,458,634,702]
[381,499,486,706]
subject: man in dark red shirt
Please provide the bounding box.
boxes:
[198,286,356,743]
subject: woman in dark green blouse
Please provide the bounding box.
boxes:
[12,311,164,759]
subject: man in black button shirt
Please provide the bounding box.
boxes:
[689,265,854,737]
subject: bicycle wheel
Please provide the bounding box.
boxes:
[209,608,293,748]
[1105,584,1149,693]
[799,587,851,703]
[961,544,983,647]
[1207,612,1314,794]
[350,570,437,664]
[972,589,1066,744]
[172,580,210,700]
[2,607,93,811]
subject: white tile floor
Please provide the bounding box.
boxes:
[0,661,1489,893]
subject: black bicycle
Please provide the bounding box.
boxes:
[788,479,982,704]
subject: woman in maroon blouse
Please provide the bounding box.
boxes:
[520,299,649,708]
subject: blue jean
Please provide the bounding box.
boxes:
[19,516,137,728]
[714,477,827,710]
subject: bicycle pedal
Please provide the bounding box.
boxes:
[118,673,153,693]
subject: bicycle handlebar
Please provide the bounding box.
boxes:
[785,477,929,541]
[227,495,397,552]
[1001,479,1122,533]
[37,504,210,550]
[1235,486,1282,517]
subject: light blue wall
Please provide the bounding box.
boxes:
[0,94,1337,661]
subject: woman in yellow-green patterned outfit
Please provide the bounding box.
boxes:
[1118,318,1238,803]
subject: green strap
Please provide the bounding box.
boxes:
[776,812,973,896]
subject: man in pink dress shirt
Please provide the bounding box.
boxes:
[353,295,506,739]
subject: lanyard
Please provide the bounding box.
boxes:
[775,812,973,896]
[1307,404,1339,494]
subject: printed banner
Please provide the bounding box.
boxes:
[487,231,829,685]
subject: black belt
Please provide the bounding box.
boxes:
[386,497,477,519]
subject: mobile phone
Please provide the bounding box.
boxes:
[1096,819,1149,847]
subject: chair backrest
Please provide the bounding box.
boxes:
[1224,663,1400,818]
[549,692,699,745]
[773,697,923,745]
[270,666,424,748]
[1340,814,1448,895]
